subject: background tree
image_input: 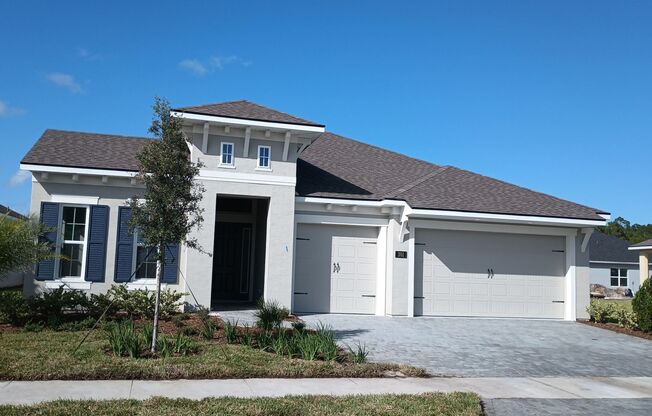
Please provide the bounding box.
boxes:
[128,97,205,352]
[598,216,652,244]
[0,215,56,279]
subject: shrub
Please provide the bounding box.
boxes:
[200,319,217,340]
[294,333,320,360]
[24,322,44,332]
[107,285,184,320]
[0,289,30,326]
[256,330,274,351]
[158,332,198,358]
[57,316,96,332]
[254,299,289,330]
[271,332,289,356]
[348,342,369,364]
[587,299,616,323]
[224,319,238,344]
[633,279,652,333]
[241,324,254,347]
[106,320,143,358]
[27,287,89,327]
[87,293,118,319]
[171,314,185,328]
[614,308,638,329]
[291,321,306,333]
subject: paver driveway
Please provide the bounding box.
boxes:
[295,314,652,377]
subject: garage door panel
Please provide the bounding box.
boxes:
[416,229,566,319]
[294,224,377,315]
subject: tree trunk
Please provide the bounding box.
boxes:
[151,244,163,353]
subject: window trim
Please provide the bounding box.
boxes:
[130,230,157,283]
[256,145,272,170]
[54,204,90,282]
[219,141,235,168]
[610,267,629,287]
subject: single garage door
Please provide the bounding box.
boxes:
[415,229,566,319]
[294,224,377,314]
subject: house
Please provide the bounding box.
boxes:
[588,231,651,295]
[19,100,610,320]
[628,239,652,289]
[0,204,28,288]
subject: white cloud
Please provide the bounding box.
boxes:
[46,72,83,94]
[179,55,251,76]
[9,170,30,187]
[0,100,25,118]
[77,47,103,61]
[178,59,208,76]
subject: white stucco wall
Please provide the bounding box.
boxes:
[184,179,296,309]
[25,175,184,297]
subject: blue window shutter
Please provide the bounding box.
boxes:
[36,202,60,281]
[114,207,133,282]
[162,243,179,284]
[84,205,109,282]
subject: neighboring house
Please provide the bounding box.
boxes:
[628,239,652,289]
[588,231,651,295]
[19,100,610,321]
[0,204,28,288]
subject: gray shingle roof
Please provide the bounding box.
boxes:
[589,232,639,263]
[21,129,155,172]
[297,132,606,221]
[21,121,607,221]
[174,100,324,127]
[631,239,652,248]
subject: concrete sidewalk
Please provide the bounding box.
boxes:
[1,377,652,405]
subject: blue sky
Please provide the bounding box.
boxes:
[1,1,650,222]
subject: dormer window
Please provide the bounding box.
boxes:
[257,145,271,170]
[220,142,234,167]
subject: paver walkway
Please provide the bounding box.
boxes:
[2,377,652,405]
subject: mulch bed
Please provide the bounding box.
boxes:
[578,320,652,341]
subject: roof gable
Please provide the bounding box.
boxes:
[174,100,324,127]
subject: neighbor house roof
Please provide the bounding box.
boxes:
[588,231,639,263]
[630,239,652,250]
[297,132,607,220]
[173,100,324,127]
[0,204,26,220]
[21,129,155,172]
[21,101,608,221]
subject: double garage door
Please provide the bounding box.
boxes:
[415,229,566,319]
[294,224,377,314]
[293,224,567,319]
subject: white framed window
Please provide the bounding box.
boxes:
[610,268,628,287]
[220,142,234,167]
[132,231,157,281]
[257,145,271,170]
[56,205,89,279]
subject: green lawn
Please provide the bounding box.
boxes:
[0,330,426,380]
[0,393,482,416]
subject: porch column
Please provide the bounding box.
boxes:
[641,252,650,286]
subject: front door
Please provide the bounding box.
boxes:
[212,222,253,302]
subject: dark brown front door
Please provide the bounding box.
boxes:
[212,222,253,302]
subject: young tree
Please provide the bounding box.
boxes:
[128,97,205,352]
[0,215,56,279]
